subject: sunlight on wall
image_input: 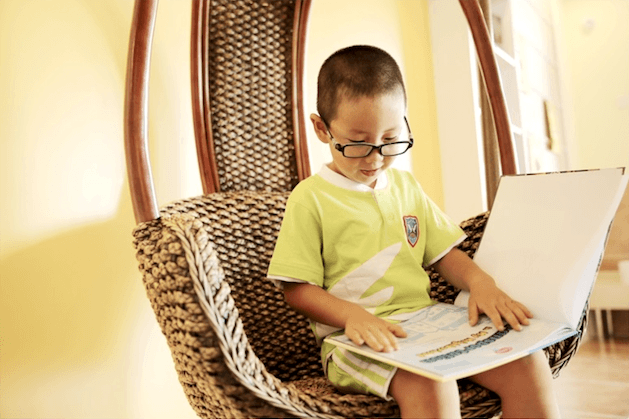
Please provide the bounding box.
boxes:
[397,0,444,207]
[0,0,198,418]
[0,0,125,257]
[149,1,202,205]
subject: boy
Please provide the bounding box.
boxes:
[268,45,560,418]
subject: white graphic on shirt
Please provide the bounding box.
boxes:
[315,242,402,339]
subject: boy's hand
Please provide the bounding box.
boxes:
[468,279,532,331]
[432,247,533,332]
[344,309,407,352]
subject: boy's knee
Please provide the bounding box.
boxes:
[474,351,554,398]
[389,370,460,418]
[484,353,560,417]
[513,351,553,380]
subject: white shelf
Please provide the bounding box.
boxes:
[591,271,629,310]
[590,270,629,340]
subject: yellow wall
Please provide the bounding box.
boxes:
[398,0,444,206]
[559,0,629,170]
[0,0,199,417]
[0,0,440,417]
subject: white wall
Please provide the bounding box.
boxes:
[429,0,487,223]
[510,0,570,172]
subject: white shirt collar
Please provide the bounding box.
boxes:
[317,164,389,192]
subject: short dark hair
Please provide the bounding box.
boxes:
[316,45,407,123]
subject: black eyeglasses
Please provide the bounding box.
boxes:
[322,116,414,158]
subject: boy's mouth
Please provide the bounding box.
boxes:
[361,168,380,177]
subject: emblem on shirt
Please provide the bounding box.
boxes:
[403,215,419,247]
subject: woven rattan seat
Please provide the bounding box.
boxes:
[125,0,586,417]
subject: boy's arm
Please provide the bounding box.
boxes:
[432,248,532,331]
[283,282,407,352]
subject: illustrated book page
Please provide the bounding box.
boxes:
[327,302,575,381]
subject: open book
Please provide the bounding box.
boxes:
[325,168,628,382]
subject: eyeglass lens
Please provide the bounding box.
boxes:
[342,126,411,157]
[342,142,411,157]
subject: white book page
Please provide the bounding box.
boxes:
[471,169,628,328]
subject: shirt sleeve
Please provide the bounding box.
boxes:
[267,193,325,287]
[420,190,466,267]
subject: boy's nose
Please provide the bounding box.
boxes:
[365,147,384,163]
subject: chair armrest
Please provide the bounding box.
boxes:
[133,192,331,418]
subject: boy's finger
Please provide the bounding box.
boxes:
[511,303,531,325]
[368,325,400,352]
[363,325,394,352]
[485,307,505,331]
[375,327,396,352]
[345,328,365,346]
[500,308,522,331]
[347,323,397,352]
[362,330,385,352]
[388,323,407,338]
[497,300,530,331]
[517,301,534,319]
[381,326,402,351]
[468,303,479,326]
[479,301,529,332]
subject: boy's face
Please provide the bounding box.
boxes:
[311,90,407,188]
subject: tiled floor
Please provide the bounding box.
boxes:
[552,336,629,418]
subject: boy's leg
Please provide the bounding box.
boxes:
[389,369,461,419]
[470,350,561,418]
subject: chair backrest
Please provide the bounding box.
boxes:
[124,0,516,223]
[126,0,312,223]
[191,0,311,194]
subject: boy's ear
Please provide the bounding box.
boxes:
[310,114,331,144]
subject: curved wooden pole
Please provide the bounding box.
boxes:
[459,0,517,175]
[191,0,220,194]
[292,0,312,181]
[125,0,508,221]
[124,0,160,223]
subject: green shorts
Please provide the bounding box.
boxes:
[321,339,397,400]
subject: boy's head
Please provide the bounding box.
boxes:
[311,46,412,188]
[316,45,407,125]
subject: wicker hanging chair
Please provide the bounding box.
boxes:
[124,0,586,417]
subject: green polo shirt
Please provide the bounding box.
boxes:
[268,165,465,342]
